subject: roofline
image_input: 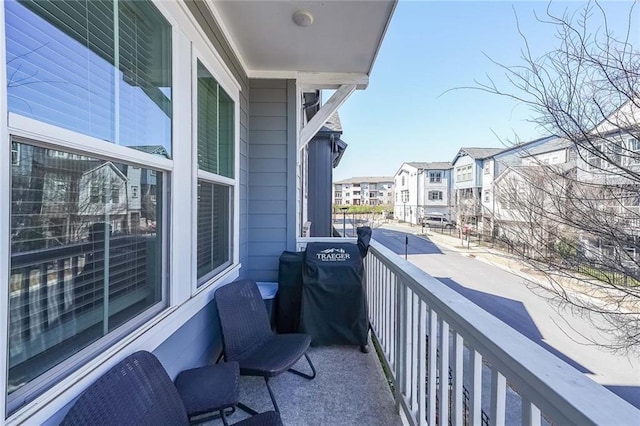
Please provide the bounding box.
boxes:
[367,0,399,77]
[493,135,559,157]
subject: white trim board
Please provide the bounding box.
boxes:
[298,84,357,151]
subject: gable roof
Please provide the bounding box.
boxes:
[452,147,503,165]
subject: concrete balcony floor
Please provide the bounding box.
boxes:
[205,345,402,426]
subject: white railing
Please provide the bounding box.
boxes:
[365,240,640,426]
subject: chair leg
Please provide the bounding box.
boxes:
[237,402,259,416]
[287,353,317,380]
[220,409,229,426]
[237,378,281,415]
[264,377,280,413]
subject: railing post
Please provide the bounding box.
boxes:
[394,276,405,414]
[490,368,506,426]
[438,321,450,426]
[452,333,464,426]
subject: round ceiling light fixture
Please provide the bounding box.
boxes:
[292,10,314,27]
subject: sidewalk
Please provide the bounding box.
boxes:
[378,221,640,314]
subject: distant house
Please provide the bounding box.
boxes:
[451,148,502,229]
[393,162,452,225]
[482,136,575,234]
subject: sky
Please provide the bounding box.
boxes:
[332,0,640,181]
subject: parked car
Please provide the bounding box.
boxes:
[420,215,454,229]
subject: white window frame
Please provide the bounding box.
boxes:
[429,171,442,183]
[428,190,443,201]
[5,118,172,415]
[191,47,240,295]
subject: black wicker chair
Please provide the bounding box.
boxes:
[215,279,316,414]
[61,350,282,426]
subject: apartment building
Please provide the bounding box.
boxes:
[451,148,502,229]
[333,177,394,206]
[393,162,452,225]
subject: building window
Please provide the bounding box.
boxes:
[484,190,491,203]
[484,162,491,174]
[456,165,473,182]
[428,191,443,201]
[401,176,405,186]
[8,141,164,410]
[401,190,409,203]
[111,184,120,204]
[626,138,640,165]
[429,171,442,183]
[5,0,172,156]
[90,183,101,203]
[196,60,235,286]
[586,144,604,170]
[334,191,341,198]
[131,186,139,198]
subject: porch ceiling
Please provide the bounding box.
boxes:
[208,0,397,80]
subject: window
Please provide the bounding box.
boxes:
[131,186,139,198]
[627,138,640,165]
[5,0,172,156]
[429,171,442,183]
[484,162,491,174]
[112,185,120,204]
[456,165,473,182]
[401,190,409,203]
[586,145,604,170]
[90,183,101,203]
[484,190,491,203]
[8,141,164,409]
[196,60,235,286]
[334,191,341,198]
[401,176,405,186]
[428,191,443,201]
[5,0,171,412]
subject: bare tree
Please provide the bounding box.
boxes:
[475,1,640,353]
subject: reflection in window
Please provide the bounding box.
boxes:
[5,0,172,155]
[8,140,164,403]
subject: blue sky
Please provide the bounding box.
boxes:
[332,0,640,181]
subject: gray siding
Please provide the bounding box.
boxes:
[248,79,294,281]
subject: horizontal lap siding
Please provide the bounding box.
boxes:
[248,79,291,281]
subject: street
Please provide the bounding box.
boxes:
[372,226,640,409]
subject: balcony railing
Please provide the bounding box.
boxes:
[364,240,640,425]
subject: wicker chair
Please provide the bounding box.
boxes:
[61,350,282,426]
[215,279,316,414]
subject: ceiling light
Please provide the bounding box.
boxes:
[292,10,314,27]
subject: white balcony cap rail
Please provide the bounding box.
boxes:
[365,240,640,426]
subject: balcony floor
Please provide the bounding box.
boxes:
[204,345,402,425]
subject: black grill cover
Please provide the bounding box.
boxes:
[301,241,368,346]
[276,251,304,333]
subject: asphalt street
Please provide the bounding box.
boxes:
[372,227,640,409]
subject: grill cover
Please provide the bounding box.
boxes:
[301,241,368,346]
